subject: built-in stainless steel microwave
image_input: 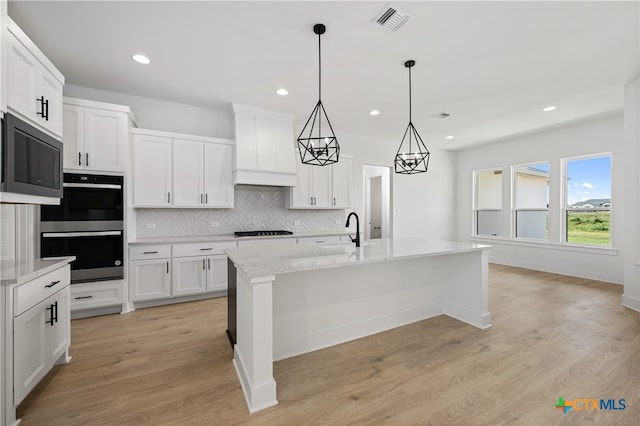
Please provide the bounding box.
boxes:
[1,113,63,198]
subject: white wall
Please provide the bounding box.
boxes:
[64,84,232,139]
[334,130,457,240]
[623,78,640,310]
[456,113,625,283]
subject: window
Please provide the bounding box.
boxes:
[513,162,549,240]
[474,169,502,236]
[564,155,611,246]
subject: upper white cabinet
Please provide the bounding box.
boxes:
[6,18,64,138]
[132,128,234,208]
[231,104,297,187]
[63,97,137,172]
[287,155,353,209]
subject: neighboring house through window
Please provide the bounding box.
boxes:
[513,162,549,240]
[474,169,502,237]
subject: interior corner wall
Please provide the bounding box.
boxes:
[623,77,640,310]
[456,113,625,284]
[331,130,457,241]
[63,84,233,139]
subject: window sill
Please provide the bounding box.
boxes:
[468,236,618,256]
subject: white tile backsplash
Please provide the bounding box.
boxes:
[136,185,347,238]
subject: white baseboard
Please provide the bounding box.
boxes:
[490,256,622,284]
[274,303,443,361]
[444,303,492,329]
[233,347,278,413]
[621,294,640,311]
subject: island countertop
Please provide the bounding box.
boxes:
[0,256,76,286]
[225,237,491,278]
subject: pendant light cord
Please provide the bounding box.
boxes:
[318,31,322,101]
[408,65,412,123]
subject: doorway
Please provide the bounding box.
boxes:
[363,165,392,240]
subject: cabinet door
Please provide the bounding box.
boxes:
[84,107,127,172]
[129,259,172,301]
[62,104,85,170]
[13,299,48,405]
[289,163,313,208]
[204,143,234,208]
[172,256,207,296]
[172,139,204,207]
[45,286,70,365]
[207,255,228,293]
[40,70,64,138]
[7,33,39,123]
[332,158,352,208]
[132,135,172,207]
[312,165,333,208]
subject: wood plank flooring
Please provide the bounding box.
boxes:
[16,264,640,425]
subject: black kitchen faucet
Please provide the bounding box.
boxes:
[345,212,360,247]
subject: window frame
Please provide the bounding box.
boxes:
[473,168,503,237]
[561,152,613,248]
[511,161,550,241]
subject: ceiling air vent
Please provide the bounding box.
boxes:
[373,5,413,32]
[430,112,452,119]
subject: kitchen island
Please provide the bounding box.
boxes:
[225,238,491,413]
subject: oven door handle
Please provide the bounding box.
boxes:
[63,183,122,190]
[42,231,123,238]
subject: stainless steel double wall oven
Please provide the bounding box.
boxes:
[40,173,124,283]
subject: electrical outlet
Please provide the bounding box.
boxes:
[294,220,301,226]
[210,222,220,228]
[146,223,156,229]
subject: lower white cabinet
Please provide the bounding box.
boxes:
[129,258,172,302]
[129,242,234,303]
[12,265,71,406]
[70,280,124,311]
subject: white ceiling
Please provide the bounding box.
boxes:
[8,1,639,150]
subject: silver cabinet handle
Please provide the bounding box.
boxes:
[207,258,211,269]
[64,183,122,189]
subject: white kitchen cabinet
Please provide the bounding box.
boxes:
[207,255,228,292]
[129,258,172,301]
[6,18,64,138]
[132,133,173,207]
[232,104,297,186]
[132,129,234,208]
[173,139,205,207]
[172,256,208,296]
[287,155,353,209]
[63,98,135,172]
[12,265,71,406]
[70,280,125,313]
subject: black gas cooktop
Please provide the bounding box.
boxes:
[234,230,294,237]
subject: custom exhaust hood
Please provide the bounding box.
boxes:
[231,104,298,187]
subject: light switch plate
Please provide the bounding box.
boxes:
[210,222,220,228]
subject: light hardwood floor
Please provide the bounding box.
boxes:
[17,264,640,425]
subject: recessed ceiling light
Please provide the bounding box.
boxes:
[276,88,288,96]
[369,110,380,116]
[132,54,150,65]
[542,105,557,112]
[445,135,454,140]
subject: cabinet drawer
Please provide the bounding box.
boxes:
[297,235,342,245]
[172,241,237,257]
[70,280,124,310]
[129,245,171,260]
[14,265,71,316]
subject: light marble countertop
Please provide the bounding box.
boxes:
[225,238,491,278]
[1,256,76,286]
[129,231,353,246]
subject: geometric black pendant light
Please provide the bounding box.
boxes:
[297,23,340,166]
[394,60,430,174]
